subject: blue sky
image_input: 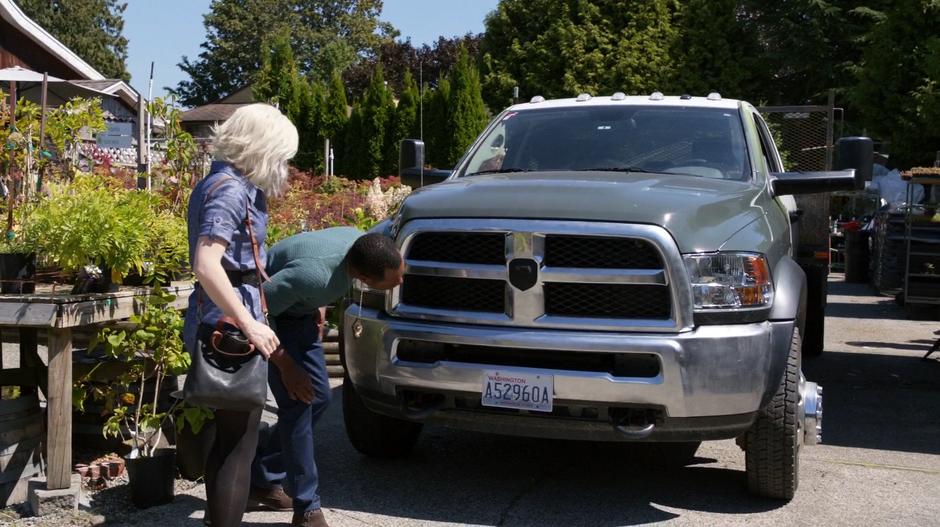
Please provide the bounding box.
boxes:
[123,0,499,97]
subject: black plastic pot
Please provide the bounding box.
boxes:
[0,252,36,294]
[175,419,216,481]
[71,265,114,294]
[125,448,176,509]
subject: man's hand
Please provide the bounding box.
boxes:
[272,353,314,404]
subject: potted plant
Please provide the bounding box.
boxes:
[0,233,35,294]
[80,287,210,508]
[21,174,153,293]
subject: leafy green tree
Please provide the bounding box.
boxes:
[384,70,420,176]
[480,0,681,111]
[253,32,303,120]
[343,34,482,99]
[423,78,451,168]
[852,0,940,167]
[172,0,394,107]
[673,0,764,99]
[16,0,130,80]
[446,46,489,165]
[737,0,892,105]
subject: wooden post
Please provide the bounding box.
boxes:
[46,328,72,490]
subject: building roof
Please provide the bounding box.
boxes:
[181,103,254,123]
[0,0,104,80]
[218,84,254,104]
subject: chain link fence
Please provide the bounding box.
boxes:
[758,103,839,172]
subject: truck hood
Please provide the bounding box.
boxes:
[397,172,768,253]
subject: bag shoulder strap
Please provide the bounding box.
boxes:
[244,196,270,318]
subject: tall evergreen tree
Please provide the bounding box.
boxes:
[16,0,130,80]
[446,46,489,165]
[172,0,394,106]
[424,78,451,168]
[295,80,325,171]
[358,64,395,179]
[384,70,420,176]
[322,71,350,174]
[342,104,364,177]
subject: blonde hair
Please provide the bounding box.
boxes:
[211,103,298,197]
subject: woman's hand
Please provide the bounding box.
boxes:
[240,317,280,358]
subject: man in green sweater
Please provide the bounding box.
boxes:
[249,229,404,527]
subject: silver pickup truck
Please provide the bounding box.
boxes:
[342,93,871,499]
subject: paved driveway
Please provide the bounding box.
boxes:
[115,276,940,526]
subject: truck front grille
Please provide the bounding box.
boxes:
[543,283,671,319]
[401,275,505,313]
[392,220,687,331]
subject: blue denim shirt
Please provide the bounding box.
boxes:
[183,161,268,351]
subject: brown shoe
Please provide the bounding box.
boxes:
[292,509,329,527]
[248,485,293,511]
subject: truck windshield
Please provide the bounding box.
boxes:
[462,106,751,181]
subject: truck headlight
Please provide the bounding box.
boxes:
[683,253,773,309]
[351,279,387,310]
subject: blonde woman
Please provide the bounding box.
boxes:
[183,103,299,527]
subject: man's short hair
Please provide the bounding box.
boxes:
[347,233,401,280]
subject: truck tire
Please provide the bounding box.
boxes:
[803,265,826,357]
[343,375,422,458]
[745,327,801,500]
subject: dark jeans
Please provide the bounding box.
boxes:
[205,407,262,527]
[251,314,331,513]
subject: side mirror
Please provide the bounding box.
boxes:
[399,139,424,176]
[771,171,856,196]
[398,139,452,188]
[835,136,873,190]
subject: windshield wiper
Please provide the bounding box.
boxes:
[579,166,657,173]
[465,167,529,176]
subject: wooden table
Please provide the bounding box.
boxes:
[0,283,193,490]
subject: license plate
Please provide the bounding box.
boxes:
[481,370,553,412]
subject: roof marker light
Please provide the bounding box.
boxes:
[649,92,664,101]
[680,94,693,100]
[611,92,626,101]
[707,92,722,101]
[530,95,545,103]
[576,93,592,102]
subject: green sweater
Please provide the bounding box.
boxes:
[262,227,362,317]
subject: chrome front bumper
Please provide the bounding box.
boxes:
[344,307,796,441]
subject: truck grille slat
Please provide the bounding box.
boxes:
[401,275,505,313]
[408,232,505,265]
[544,235,663,269]
[544,283,671,319]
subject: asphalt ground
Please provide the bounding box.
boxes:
[17,274,940,526]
